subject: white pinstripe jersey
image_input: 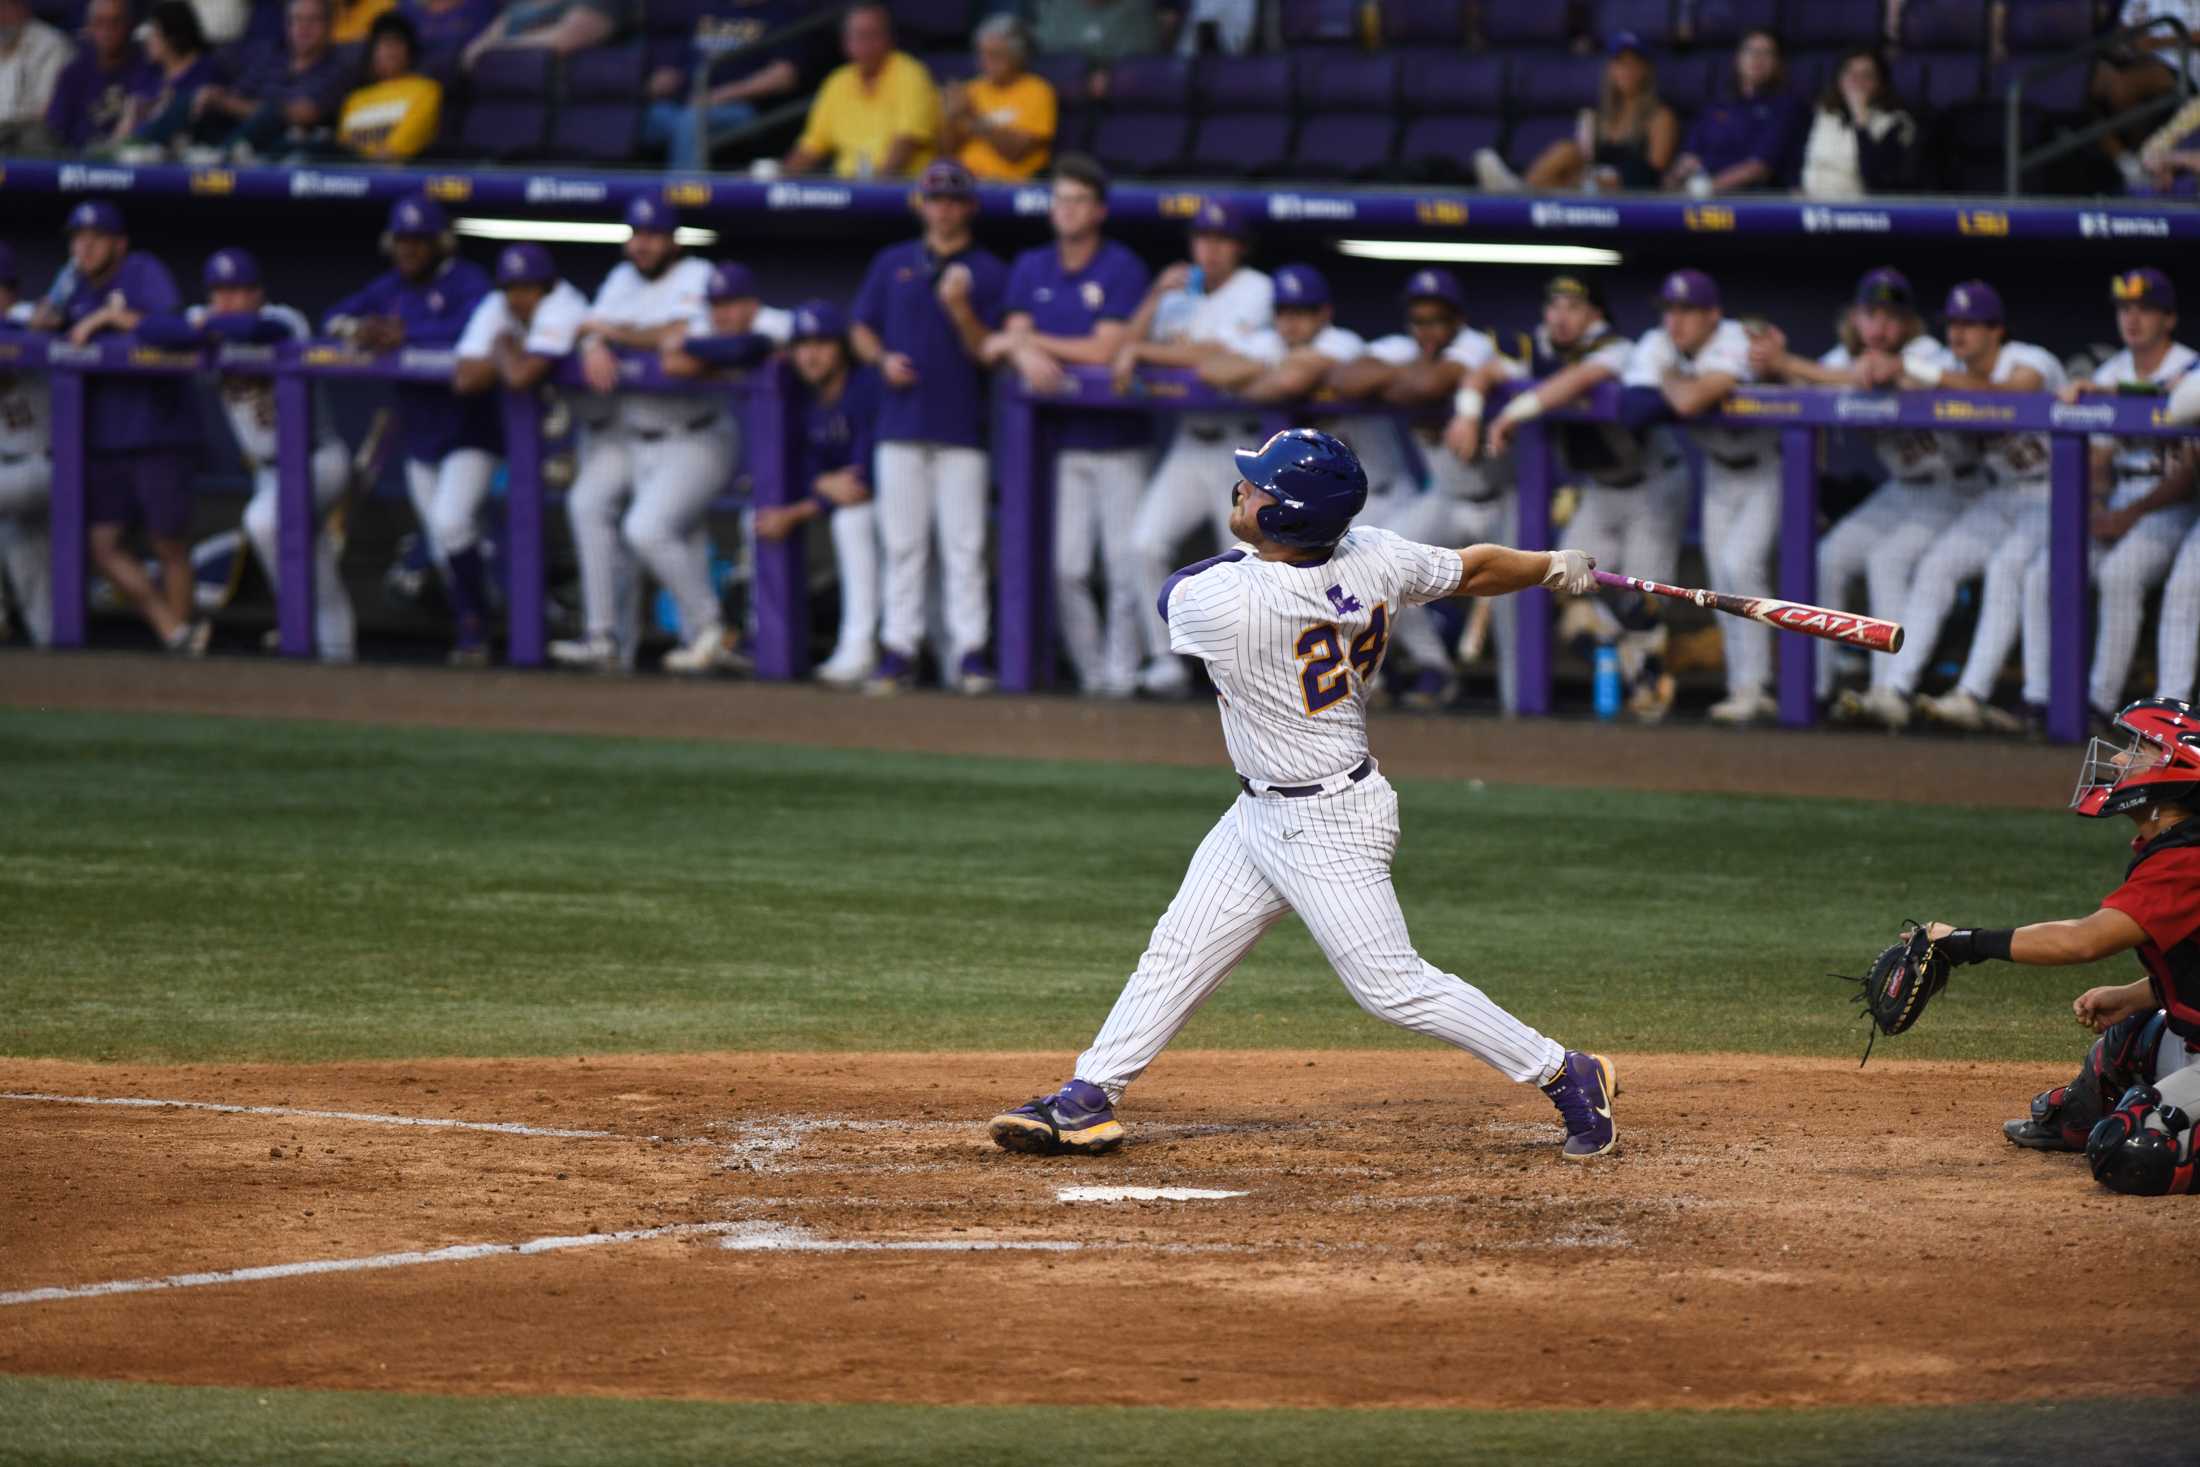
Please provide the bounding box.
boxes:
[1623,319,1771,462]
[2093,341,2197,497]
[1243,323,1410,498]
[1979,340,2066,490]
[189,303,336,468]
[590,256,716,433]
[1819,336,1981,485]
[1164,526,1463,786]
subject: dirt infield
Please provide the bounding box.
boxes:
[1,650,2079,808]
[3,1051,2194,1410]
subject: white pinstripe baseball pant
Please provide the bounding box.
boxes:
[1953,489,2051,706]
[1700,458,1782,701]
[242,443,355,662]
[1374,454,1516,707]
[1055,446,1149,695]
[1815,480,1961,698]
[0,452,53,646]
[1888,493,2013,697]
[1075,773,1567,1101]
[2155,520,2200,703]
[2021,501,2196,714]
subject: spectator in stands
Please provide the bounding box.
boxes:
[783,2,937,179]
[2137,90,2200,189]
[943,15,1054,182]
[1800,48,1922,198]
[115,1,218,156]
[191,0,349,160]
[28,203,208,655]
[332,0,395,44]
[0,0,73,153]
[1028,0,1162,67]
[335,10,440,159]
[641,0,810,173]
[45,0,149,152]
[1663,28,1803,195]
[400,0,496,78]
[1477,32,1678,193]
[460,0,627,71]
[2096,0,2200,186]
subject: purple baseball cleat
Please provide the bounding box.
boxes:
[989,1079,1125,1156]
[1540,1051,1618,1159]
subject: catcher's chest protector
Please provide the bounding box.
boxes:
[2122,823,2200,1042]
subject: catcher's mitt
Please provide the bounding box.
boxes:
[1841,922,1951,1066]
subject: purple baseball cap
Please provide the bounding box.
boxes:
[1607,30,1647,57]
[1189,197,1252,241]
[706,260,757,303]
[386,193,445,237]
[495,242,555,288]
[202,247,261,289]
[1853,266,1913,309]
[1657,268,1720,309]
[1942,280,2004,325]
[64,199,124,235]
[1402,266,1467,312]
[789,298,846,341]
[0,242,17,288]
[918,159,977,199]
[625,195,678,234]
[1273,263,1330,309]
[2111,266,2177,312]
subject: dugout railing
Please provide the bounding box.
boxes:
[11,336,2195,744]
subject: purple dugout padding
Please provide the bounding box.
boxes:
[1511,422,1556,718]
[991,387,1053,693]
[744,357,807,682]
[46,364,86,648]
[271,365,315,659]
[1776,426,1822,729]
[2049,434,2091,744]
[498,387,546,668]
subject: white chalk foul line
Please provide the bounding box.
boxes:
[1056,1186,1248,1203]
[0,1092,626,1140]
[0,1221,747,1308]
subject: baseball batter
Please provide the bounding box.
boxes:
[989,429,1618,1162]
[0,244,52,646]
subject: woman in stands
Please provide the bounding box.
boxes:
[1480,32,1679,194]
[1799,48,1923,198]
[335,10,442,159]
[113,1,217,158]
[1663,26,1805,195]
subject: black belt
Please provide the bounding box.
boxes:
[1238,757,1373,799]
[1186,424,1227,442]
[1707,453,1761,471]
[633,411,722,441]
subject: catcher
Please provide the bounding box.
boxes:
[1859,697,2200,1195]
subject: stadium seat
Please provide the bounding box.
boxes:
[1504,113,1577,172]
[1030,53,1090,101]
[888,0,973,49]
[1187,113,1294,176]
[1783,49,1844,102]
[458,49,551,162]
[1280,0,1365,46]
[1923,53,1986,109]
[1655,53,1720,113]
[550,42,645,164]
[2003,1,2096,53]
[1396,115,1504,179]
[1991,58,2089,115]
[1104,55,1194,112]
[1511,54,1603,116]
[1400,54,1506,116]
[1297,53,1399,112]
[1378,0,1470,46]
[1781,0,1881,50]
[1093,57,1195,176]
[922,49,980,85]
[1480,1,1573,48]
[1290,114,1398,179]
[1593,0,1678,47]
[1899,0,1989,55]
[1687,0,1780,47]
[1196,54,1295,114]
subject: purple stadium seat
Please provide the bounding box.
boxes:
[1511,54,1603,114]
[1655,54,1720,112]
[2004,1,2096,53]
[1397,115,1504,177]
[1480,2,1573,48]
[1031,53,1090,102]
[1297,54,1399,111]
[1106,55,1194,111]
[889,0,973,48]
[1782,0,1881,49]
[1505,114,1578,171]
[1688,0,1780,46]
[1401,54,1506,115]
[1993,59,2089,113]
[1187,113,1293,175]
[550,43,645,163]
[1379,0,1470,46]
[1197,55,1295,113]
[1290,115,1399,178]
[1783,50,1845,101]
[1281,0,1363,45]
[922,49,980,85]
[459,49,551,161]
[1091,113,1190,174]
[1593,0,1677,46]
[1900,0,1989,53]
[1923,53,1986,108]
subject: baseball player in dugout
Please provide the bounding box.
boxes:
[989,429,1619,1163]
[1915,699,2200,1196]
[985,154,1151,698]
[0,243,54,648]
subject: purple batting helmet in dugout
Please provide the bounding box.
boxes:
[65,199,124,235]
[625,195,678,234]
[706,261,757,302]
[386,194,445,237]
[1942,280,2004,325]
[789,299,846,340]
[203,248,261,288]
[1658,268,1720,309]
[1272,263,1330,309]
[495,243,556,288]
[1190,198,1252,241]
[1403,267,1467,313]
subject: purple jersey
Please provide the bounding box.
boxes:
[45,47,155,149]
[1003,238,1149,453]
[400,0,499,74]
[233,41,350,117]
[325,256,500,461]
[62,252,197,453]
[800,363,883,491]
[1683,88,1804,187]
[851,238,1007,449]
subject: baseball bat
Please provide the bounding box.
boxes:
[1592,570,1905,654]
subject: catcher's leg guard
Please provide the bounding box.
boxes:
[2084,1085,2198,1195]
[2005,1012,2165,1151]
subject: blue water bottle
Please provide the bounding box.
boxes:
[1592,645,1622,722]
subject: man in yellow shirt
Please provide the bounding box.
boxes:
[783,2,937,179]
[944,14,1055,182]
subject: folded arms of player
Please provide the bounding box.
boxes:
[1454,545,1595,599]
[660,331,776,378]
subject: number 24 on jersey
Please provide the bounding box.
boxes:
[1295,605,1390,715]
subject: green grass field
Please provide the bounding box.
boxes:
[0,707,2171,1465]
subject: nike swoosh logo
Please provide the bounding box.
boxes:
[1281,829,1302,841]
[1594,1102,1611,1120]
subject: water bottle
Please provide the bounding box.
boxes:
[1593,644,1622,722]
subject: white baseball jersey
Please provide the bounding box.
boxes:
[1366,324,1501,377]
[455,279,591,363]
[1165,525,1461,786]
[1242,323,1410,494]
[753,304,795,344]
[0,362,49,458]
[589,256,717,433]
[1820,336,1981,485]
[1624,319,1771,462]
[2094,341,2198,504]
[1152,266,1273,435]
[190,303,337,468]
[1978,340,2067,490]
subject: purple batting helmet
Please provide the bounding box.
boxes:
[1190,198,1252,241]
[64,199,124,235]
[1403,267,1467,313]
[495,243,556,288]
[1272,263,1330,309]
[203,247,261,289]
[386,193,445,237]
[1658,268,1720,309]
[789,298,846,341]
[1942,280,2004,325]
[2111,267,2177,313]
[625,195,678,234]
[706,260,757,302]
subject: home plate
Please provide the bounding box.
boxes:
[1056,1186,1248,1203]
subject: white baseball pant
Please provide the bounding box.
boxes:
[625,421,736,641]
[875,440,990,666]
[566,427,642,662]
[0,452,52,646]
[2154,520,2200,703]
[1699,457,1782,701]
[1951,490,2051,706]
[1815,480,1961,697]
[404,448,497,558]
[1886,493,2012,697]
[242,441,356,661]
[1055,446,1149,694]
[1074,772,1567,1102]
[2022,502,2196,715]
[824,500,882,668]
[1377,460,1515,708]
[1562,469,1690,582]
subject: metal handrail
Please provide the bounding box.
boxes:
[687,3,855,167]
[2006,16,2193,195]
